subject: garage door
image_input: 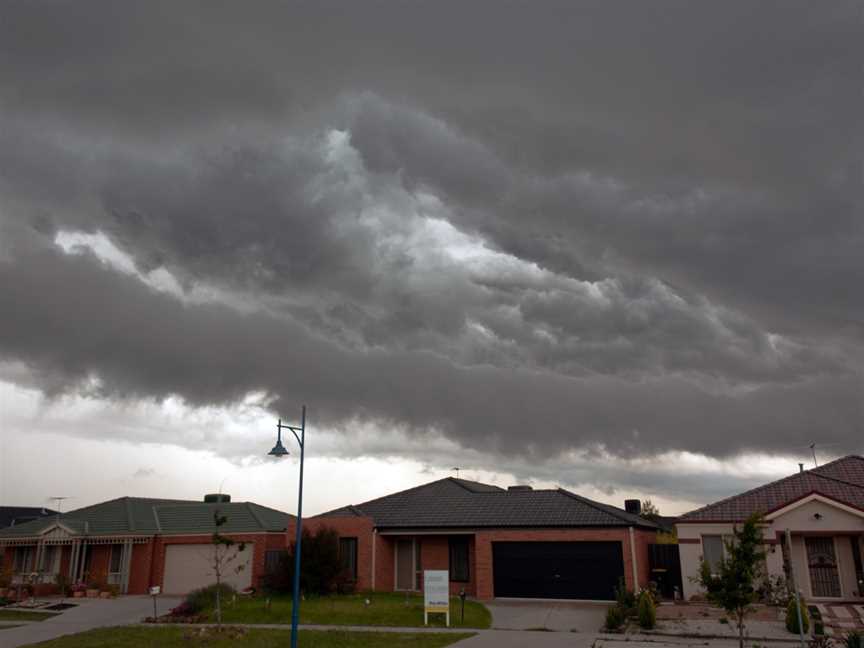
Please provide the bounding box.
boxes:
[492,541,624,600]
[162,543,254,595]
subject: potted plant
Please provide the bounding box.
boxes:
[86,576,101,598]
[71,582,87,598]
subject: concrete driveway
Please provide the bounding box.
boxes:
[0,595,182,647]
[485,599,608,633]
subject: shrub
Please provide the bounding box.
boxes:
[269,525,350,596]
[786,598,810,634]
[605,605,625,631]
[183,583,237,614]
[843,631,864,648]
[615,578,636,613]
[638,590,657,630]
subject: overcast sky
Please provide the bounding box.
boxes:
[1,1,863,517]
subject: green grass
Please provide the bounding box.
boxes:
[211,592,491,629]
[27,626,475,647]
[0,609,60,622]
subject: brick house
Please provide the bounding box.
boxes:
[309,477,659,601]
[677,455,864,602]
[0,495,293,596]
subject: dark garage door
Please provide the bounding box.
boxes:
[493,541,624,600]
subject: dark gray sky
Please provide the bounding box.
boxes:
[1,0,862,513]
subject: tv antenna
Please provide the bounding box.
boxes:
[452,467,461,479]
[47,496,71,515]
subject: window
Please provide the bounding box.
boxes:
[39,546,58,574]
[264,550,289,576]
[339,537,358,582]
[109,544,123,574]
[449,537,470,582]
[702,535,724,573]
[13,546,34,573]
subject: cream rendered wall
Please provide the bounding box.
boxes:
[770,499,864,600]
[679,499,864,601]
[769,499,864,533]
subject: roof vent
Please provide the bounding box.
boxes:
[799,463,804,473]
[204,493,231,503]
[624,499,642,515]
[508,485,533,492]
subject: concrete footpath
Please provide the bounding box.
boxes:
[0,596,181,648]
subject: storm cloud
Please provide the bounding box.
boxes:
[1,0,863,500]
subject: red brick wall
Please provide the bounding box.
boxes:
[632,529,655,589]
[474,527,651,600]
[305,515,376,591]
[415,535,476,596]
[127,542,154,594]
[375,532,395,591]
[85,545,111,585]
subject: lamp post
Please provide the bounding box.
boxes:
[269,405,306,648]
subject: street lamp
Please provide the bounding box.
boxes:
[269,405,306,648]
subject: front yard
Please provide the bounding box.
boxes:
[207,592,492,629]
[28,626,475,647]
[0,609,60,622]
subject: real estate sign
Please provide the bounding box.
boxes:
[423,570,450,626]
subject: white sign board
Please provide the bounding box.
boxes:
[424,570,450,626]
[149,586,161,595]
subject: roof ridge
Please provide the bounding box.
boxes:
[337,477,466,513]
[807,471,864,491]
[125,498,135,532]
[245,502,267,528]
[556,488,657,527]
[679,469,809,520]
[811,454,864,473]
[246,502,294,518]
[450,477,504,492]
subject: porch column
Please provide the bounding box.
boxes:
[68,540,80,581]
[120,539,133,594]
[33,539,45,577]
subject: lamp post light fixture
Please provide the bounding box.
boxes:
[269,405,306,648]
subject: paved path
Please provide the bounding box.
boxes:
[0,596,181,647]
[486,599,607,632]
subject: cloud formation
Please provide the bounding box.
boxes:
[1,0,863,496]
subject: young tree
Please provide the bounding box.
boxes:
[641,499,661,520]
[210,510,246,628]
[697,513,766,648]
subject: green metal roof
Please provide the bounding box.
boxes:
[0,497,293,539]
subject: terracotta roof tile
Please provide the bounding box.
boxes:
[679,455,864,522]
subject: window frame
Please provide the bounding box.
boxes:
[339,537,358,582]
[448,536,470,583]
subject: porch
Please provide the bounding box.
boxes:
[782,532,864,601]
[378,532,475,596]
[0,524,151,594]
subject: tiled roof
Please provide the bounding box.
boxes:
[318,477,657,529]
[0,497,293,539]
[678,455,864,522]
[0,507,56,529]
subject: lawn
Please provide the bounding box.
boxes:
[0,609,60,622]
[28,626,475,647]
[211,592,492,629]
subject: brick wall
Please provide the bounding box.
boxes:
[474,527,652,600]
[305,515,375,591]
